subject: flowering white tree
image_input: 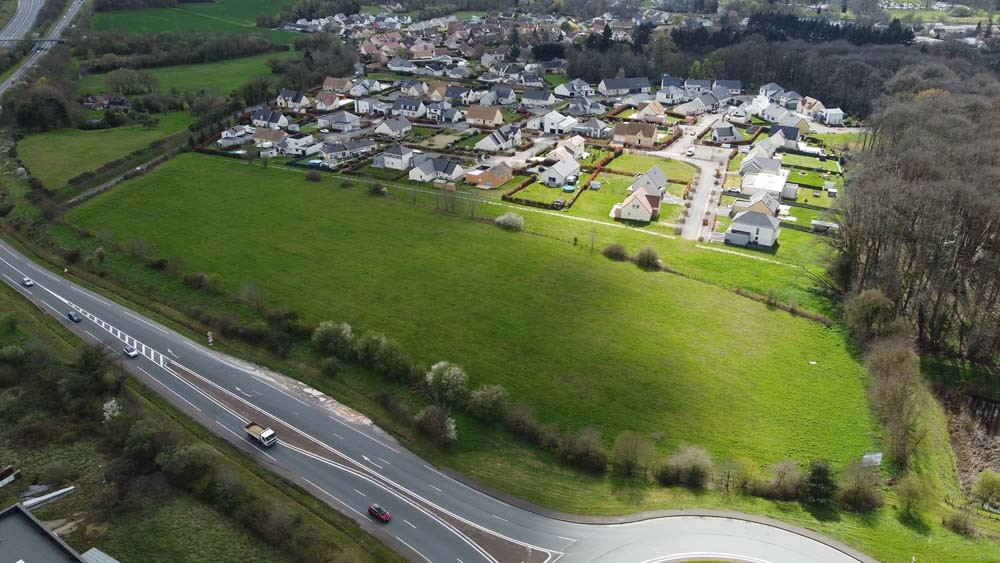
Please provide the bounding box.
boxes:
[102,398,122,423]
[424,361,469,412]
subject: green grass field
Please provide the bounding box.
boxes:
[78,51,298,96]
[780,153,841,173]
[455,132,487,149]
[607,153,696,183]
[69,154,876,469]
[516,181,572,205]
[815,131,866,152]
[92,0,300,42]
[17,112,195,189]
[543,74,569,87]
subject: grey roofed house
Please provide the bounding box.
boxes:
[740,155,782,176]
[769,124,800,142]
[0,503,86,562]
[601,77,651,92]
[630,165,667,193]
[660,74,684,89]
[520,72,544,86]
[549,158,580,180]
[388,57,416,70]
[732,209,780,230]
[252,108,285,124]
[684,78,712,90]
[713,79,742,92]
[444,85,471,99]
[328,110,360,124]
[382,143,413,157]
[572,117,611,138]
[392,97,423,112]
[278,88,306,103]
[521,88,553,101]
[412,156,461,176]
[322,138,376,159]
[568,98,606,116]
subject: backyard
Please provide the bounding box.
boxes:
[515,181,572,205]
[17,112,195,189]
[780,153,841,173]
[606,153,697,183]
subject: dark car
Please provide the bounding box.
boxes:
[367,503,390,523]
[66,311,82,323]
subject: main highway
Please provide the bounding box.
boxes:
[0,1,876,561]
[0,237,876,563]
[0,0,86,93]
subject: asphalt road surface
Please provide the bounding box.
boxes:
[0,237,877,563]
[0,0,44,48]
[0,0,85,94]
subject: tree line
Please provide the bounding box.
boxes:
[72,32,288,74]
[831,62,1000,365]
[94,0,213,10]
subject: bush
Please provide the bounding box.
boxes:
[714,457,757,495]
[895,473,927,517]
[205,273,225,294]
[156,443,216,488]
[611,431,653,478]
[805,459,837,504]
[305,170,322,182]
[424,361,469,411]
[369,182,387,196]
[633,246,661,270]
[558,426,608,474]
[836,462,883,512]
[656,445,711,488]
[311,321,355,360]
[943,507,975,536]
[601,243,629,261]
[319,356,341,377]
[355,330,387,366]
[755,459,804,500]
[503,401,545,445]
[183,272,208,289]
[40,460,76,485]
[376,392,412,422]
[205,469,249,511]
[10,413,61,448]
[414,405,457,447]
[972,469,1000,508]
[494,212,525,232]
[466,384,509,421]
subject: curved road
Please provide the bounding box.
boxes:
[0,238,876,563]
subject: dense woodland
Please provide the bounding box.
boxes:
[832,63,1000,365]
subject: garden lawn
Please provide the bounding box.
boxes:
[408,126,437,139]
[815,131,866,152]
[78,51,298,96]
[17,112,195,189]
[455,132,487,149]
[780,153,841,173]
[785,168,842,191]
[515,181,570,205]
[92,0,299,42]
[69,153,876,469]
[608,153,696,183]
[543,74,569,87]
[354,165,406,181]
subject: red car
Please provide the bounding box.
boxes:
[368,503,391,523]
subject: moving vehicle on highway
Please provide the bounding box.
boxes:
[66,311,82,323]
[244,421,277,447]
[123,346,139,359]
[368,503,391,523]
[21,277,33,287]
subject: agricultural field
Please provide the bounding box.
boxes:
[68,154,877,470]
[78,51,298,97]
[17,112,195,189]
[607,153,697,183]
[92,0,300,42]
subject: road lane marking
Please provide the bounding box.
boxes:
[362,455,383,469]
[167,349,179,358]
[137,366,202,413]
[83,329,99,341]
[124,310,169,334]
[394,536,432,563]
[2,274,31,295]
[491,514,508,523]
[353,488,364,496]
[378,457,391,465]
[215,420,277,462]
[328,415,400,453]
[72,285,111,306]
[234,387,252,399]
[429,485,442,493]
[332,433,344,439]
[403,519,416,529]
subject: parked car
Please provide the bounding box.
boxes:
[66,311,82,323]
[685,148,695,156]
[123,346,139,359]
[368,503,391,523]
[21,277,33,287]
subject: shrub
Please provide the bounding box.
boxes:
[657,445,711,488]
[205,273,225,294]
[305,170,322,182]
[40,460,76,485]
[10,413,61,448]
[183,272,208,289]
[601,243,629,261]
[756,459,804,500]
[714,457,757,495]
[369,182,387,196]
[972,469,1000,508]
[424,361,469,411]
[311,321,355,360]
[503,401,545,444]
[205,469,249,511]
[373,339,412,381]
[558,426,608,474]
[466,384,509,421]
[376,392,412,422]
[805,459,838,504]
[611,431,653,478]
[414,405,457,447]
[157,443,216,488]
[494,212,525,231]
[339,180,353,189]
[895,473,928,517]
[633,246,661,270]
[836,462,883,512]
[355,331,388,367]
[319,356,341,377]
[943,506,975,535]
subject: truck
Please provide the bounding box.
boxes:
[244,422,277,447]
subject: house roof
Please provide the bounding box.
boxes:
[601,77,650,90]
[684,78,712,88]
[380,117,411,133]
[252,128,287,143]
[635,165,667,189]
[0,503,84,562]
[382,143,414,157]
[620,190,654,215]
[549,158,580,178]
[613,122,656,139]
[415,157,461,175]
[400,78,427,91]
[521,88,553,100]
[329,110,359,123]
[732,210,780,230]
[714,79,742,90]
[769,124,800,141]
[279,88,306,103]
[467,105,502,121]
[392,97,424,111]
[747,191,780,213]
[660,74,683,88]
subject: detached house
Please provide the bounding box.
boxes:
[683,78,712,96]
[597,77,651,96]
[399,78,429,97]
[657,86,688,105]
[479,86,516,106]
[317,111,361,132]
[572,117,612,139]
[375,117,412,138]
[819,107,844,126]
[251,109,289,130]
[538,111,577,135]
[391,97,426,118]
[726,211,780,248]
[554,78,594,98]
[521,89,556,107]
[475,124,521,152]
[466,105,504,127]
[710,123,744,143]
[465,162,513,189]
[568,98,606,117]
[540,159,580,187]
[313,91,340,112]
[634,100,666,121]
[251,128,287,147]
[409,156,465,182]
[372,143,415,170]
[323,77,353,93]
[276,89,310,112]
[612,122,657,148]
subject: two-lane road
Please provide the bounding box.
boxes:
[0,237,875,563]
[0,0,44,48]
[0,0,85,94]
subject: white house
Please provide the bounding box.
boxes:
[710,123,744,143]
[317,111,361,132]
[409,156,464,182]
[819,107,844,126]
[540,159,580,187]
[374,117,412,138]
[657,86,688,105]
[372,143,414,170]
[391,97,426,118]
[475,124,521,152]
[725,211,780,247]
[251,109,289,130]
[541,111,578,135]
[521,89,556,107]
[741,169,798,200]
[554,78,594,98]
[281,132,322,156]
[276,89,310,112]
[597,77,651,96]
